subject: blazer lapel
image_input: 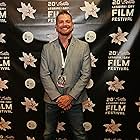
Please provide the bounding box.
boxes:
[53,39,62,67]
[65,37,76,67]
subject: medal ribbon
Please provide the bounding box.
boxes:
[60,47,69,73]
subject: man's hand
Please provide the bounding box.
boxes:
[63,104,72,111]
[56,95,73,110]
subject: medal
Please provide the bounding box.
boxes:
[57,75,66,88]
[56,46,69,88]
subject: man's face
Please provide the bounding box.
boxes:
[56,14,74,36]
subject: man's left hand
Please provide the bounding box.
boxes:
[56,95,73,110]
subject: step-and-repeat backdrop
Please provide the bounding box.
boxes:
[0,0,139,140]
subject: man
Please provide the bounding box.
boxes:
[40,10,91,140]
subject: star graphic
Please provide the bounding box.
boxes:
[135,101,140,112]
[56,122,66,133]
[0,33,6,43]
[17,2,36,20]
[0,78,8,91]
[82,98,95,112]
[0,117,11,131]
[90,52,98,67]
[109,27,129,45]
[21,97,38,112]
[103,119,122,134]
[80,1,100,19]
[19,52,37,69]
[106,76,125,92]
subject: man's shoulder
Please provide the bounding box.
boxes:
[74,37,88,46]
[43,38,58,49]
[73,37,89,49]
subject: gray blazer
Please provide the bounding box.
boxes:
[40,36,91,104]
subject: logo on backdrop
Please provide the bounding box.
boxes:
[17,2,36,21]
[0,135,14,140]
[103,119,122,134]
[0,51,10,71]
[0,96,12,114]
[47,1,70,23]
[83,122,92,131]
[19,52,37,69]
[22,31,34,43]
[106,76,125,92]
[109,27,129,45]
[0,33,6,43]
[0,117,11,131]
[25,78,36,89]
[90,52,98,67]
[112,0,135,21]
[27,120,37,130]
[56,122,66,133]
[135,97,140,112]
[80,1,100,19]
[85,31,96,43]
[82,98,95,112]
[137,122,140,131]
[105,97,126,115]
[108,51,130,71]
[21,97,38,112]
[0,2,6,23]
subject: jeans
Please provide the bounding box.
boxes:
[44,103,88,140]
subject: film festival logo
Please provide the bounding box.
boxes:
[47,1,70,23]
[105,76,126,115]
[0,135,14,140]
[108,27,130,71]
[105,97,126,115]
[0,2,6,23]
[0,51,10,71]
[112,0,135,21]
[0,96,13,114]
[108,50,130,71]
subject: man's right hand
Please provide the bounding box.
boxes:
[56,95,73,110]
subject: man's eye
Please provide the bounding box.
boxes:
[59,21,63,24]
[66,21,71,23]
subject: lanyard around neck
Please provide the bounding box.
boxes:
[60,46,69,69]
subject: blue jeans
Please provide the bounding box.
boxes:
[44,103,88,140]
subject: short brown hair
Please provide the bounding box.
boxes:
[56,10,72,23]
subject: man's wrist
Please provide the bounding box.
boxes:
[53,96,61,102]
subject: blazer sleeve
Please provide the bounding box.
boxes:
[68,43,91,99]
[40,44,61,101]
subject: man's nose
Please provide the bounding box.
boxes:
[63,21,68,26]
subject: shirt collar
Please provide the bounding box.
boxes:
[58,36,72,49]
